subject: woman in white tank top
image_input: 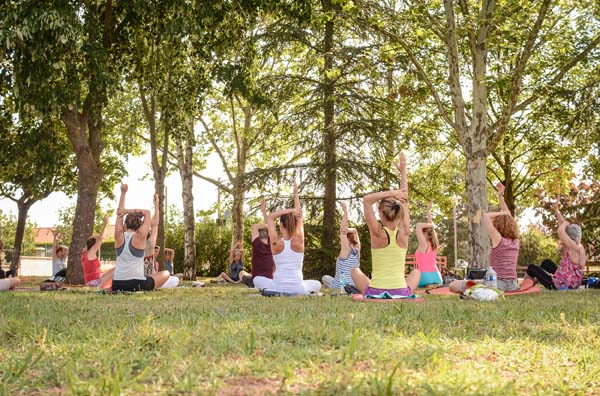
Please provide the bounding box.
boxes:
[253,181,321,295]
[112,184,171,292]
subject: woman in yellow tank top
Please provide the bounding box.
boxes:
[351,153,421,296]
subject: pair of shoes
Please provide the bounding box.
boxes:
[241,275,254,288]
[192,281,205,288]
[344,285,361,295]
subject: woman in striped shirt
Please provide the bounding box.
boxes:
[322,201,360,289]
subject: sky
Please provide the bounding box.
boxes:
[0,146,542,230]
[0,153,226,228]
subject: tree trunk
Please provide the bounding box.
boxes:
[465,151,489,269]
[176,120,196,280]
[231,106,250,248]
[501,152,516,215]
[62,110,105,284]
[11,197,33,272]
[139,85,168,269]
[321,0,337,264]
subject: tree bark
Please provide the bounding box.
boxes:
[231,104,250,247]
[465,150,489,269]
[139,84,168,268]
[176,120,196,280]
[62,110,105,284]
[11,196,33,272]
[321,0,337,263]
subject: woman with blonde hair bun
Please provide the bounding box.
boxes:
[351,153,421,296]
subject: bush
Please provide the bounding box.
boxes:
[518,227,560,267]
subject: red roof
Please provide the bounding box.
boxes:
[33,226,116,244]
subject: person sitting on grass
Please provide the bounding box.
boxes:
[450,182,519,293]
[153,245,182,289]
[143,200,160,277]
[219,241,245,283]
[351,153,421,296]
[253,180,321,295]
[415,202,442,288]
[0,277,20,291]
[522,199,586,290]
[82,214,115,288]
[322,201,360,291]
[164,248,175,275]
[51,231,68,281]
[240,200,275,288]
[111,184,170,292]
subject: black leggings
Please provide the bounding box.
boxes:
[526,259,558,290]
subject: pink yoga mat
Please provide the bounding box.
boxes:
[352,294,425,302]
[426,286,542,296]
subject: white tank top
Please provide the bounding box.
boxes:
[113,232,146,280]
[273,239,304,287]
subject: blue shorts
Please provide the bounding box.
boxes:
[418,271,443,287]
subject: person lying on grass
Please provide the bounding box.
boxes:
[253,180,321,295]
[415,202,442,288]
[450,182,519,293]
[0,277,20,291]
[322,201,360,290]
[111,184,170,292]
[351,153,421,296]
[220,241,245,284]
[82,214,114,288]
[522,198,586,290]
[240,200,275,288]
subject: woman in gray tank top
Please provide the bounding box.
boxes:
[111,184,170,292]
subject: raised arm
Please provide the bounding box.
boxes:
[293,180,304,238]
[482,210,509,248]
[396,152,407,191]
[395,153,410,234]
[496,182,510,213]
[553,200,566,226]
[115,184,128,247]
[416,202,434,253]
[88,215,109,259]
[148,194,159,247]
[339,202,350,258]
[251,223,266,241]
[262,199,280,247]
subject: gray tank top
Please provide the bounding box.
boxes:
[113,232,146,280]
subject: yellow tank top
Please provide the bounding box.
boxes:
[370,227,407,289]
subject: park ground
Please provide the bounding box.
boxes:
[1,279,600,396]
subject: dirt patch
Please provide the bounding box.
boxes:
[217,376,282,396]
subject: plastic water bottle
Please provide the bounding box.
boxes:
[339,271,347,294]
[485,267,497,289]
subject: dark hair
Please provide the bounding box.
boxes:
[258,228,269,239]
[86,237,96,250]
[124,213,143,231]
[378,198,403,223]
[280,213,300,236]
[56,247,64,254]
[347,232,358,247]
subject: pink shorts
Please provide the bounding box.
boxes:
[364,285,412,296]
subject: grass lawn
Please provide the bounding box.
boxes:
[1,281,600,396]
